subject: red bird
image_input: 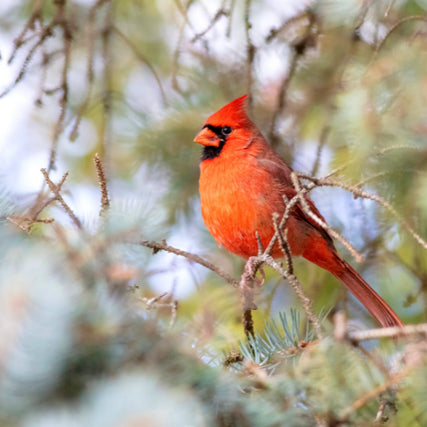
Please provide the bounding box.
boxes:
[194,95,403,328]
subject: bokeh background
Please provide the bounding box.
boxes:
[1,0,427,425]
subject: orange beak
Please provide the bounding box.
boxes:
[194,127,220,147]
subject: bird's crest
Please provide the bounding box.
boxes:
[204,95,252,128]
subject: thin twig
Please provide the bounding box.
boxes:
[263,193,300,257]
[272,212,293,274]
[300,174,427,251]
[93,153,110,217]
[191,7,228,42]
[137,291,178,326]
[8,0,44,63]
[40,169,83,229]
[47,0,73,173]
[292,172,364,262]
[265,255,324,339]
[138,239,239,288]
[348,323,427,342]
[0,28,52,99]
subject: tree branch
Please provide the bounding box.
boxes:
[138,239,239,288]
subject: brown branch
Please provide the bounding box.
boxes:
[136,236,259,338]
[7,215,54,232]
[191,6,228,42]
[300,174,427,251]
[272,212,293,274]
[348,323,427,342]
[136,292,178,326]
[138,239,239,288]
[2,0,77,171]
[0,27,53,99]
[263,193,300,257]
[242,308,255,338]
[93,153,110,217]
[48,1,72,173]
[238,253,323,339]
[239,257,261,334]
[40,169,83,229]
[264,255,324,339]
[292,172,364,262]
[8,0,45,63]
[8,170,70,232]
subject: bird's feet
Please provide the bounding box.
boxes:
[245,257,265,287]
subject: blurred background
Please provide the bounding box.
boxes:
[1,0,427,425]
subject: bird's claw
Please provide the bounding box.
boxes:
[246,258,265,287]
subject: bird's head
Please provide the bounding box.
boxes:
[194,95,259,160]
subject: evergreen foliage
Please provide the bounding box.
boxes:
[0,1,426,425]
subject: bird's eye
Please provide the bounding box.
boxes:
[222,126,232,135]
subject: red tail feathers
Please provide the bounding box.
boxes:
[333,260,403,328]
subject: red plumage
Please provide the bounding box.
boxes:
[195,95,403,328]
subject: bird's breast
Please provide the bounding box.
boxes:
[199,155,284,258]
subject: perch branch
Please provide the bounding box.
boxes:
[138,239,239,288]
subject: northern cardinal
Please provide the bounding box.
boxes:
[194,95,403,328]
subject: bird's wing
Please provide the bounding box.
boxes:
[257,154,336,250]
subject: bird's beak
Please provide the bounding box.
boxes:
[194,127,220,147]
